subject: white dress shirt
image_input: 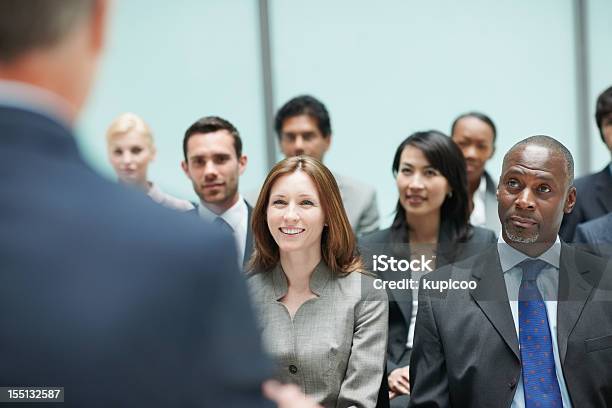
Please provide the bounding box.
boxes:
[497,236,572,408]
[198,196,248,264]
[469,175,487,227]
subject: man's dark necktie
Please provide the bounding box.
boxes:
[214,216,234,236]
[518,259,563,408]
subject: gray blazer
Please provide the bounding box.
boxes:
[478,171,501,236]
[334,172,380,236]
[248,262,389,408]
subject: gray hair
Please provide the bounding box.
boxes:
[502,135,574,186]
[0,0,95,62]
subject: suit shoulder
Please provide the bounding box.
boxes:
[336,271,388,302]
[576,213,612,240]
[469,226,497,243]
[333,172,376,195]
[574,169,607,192]
[359,227,393,245]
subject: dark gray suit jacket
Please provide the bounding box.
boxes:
[408,244,612,408]
[560,166,612,242]
[359,225,497,375]
[574,212,612,258]
[0,106,272,407]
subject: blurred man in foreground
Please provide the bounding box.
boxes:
[0,1,318,406]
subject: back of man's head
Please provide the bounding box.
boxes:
[0,0,105,120]
[0,0,95,63]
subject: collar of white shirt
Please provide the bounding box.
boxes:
[497,234,561,273]
[197,195,247,232]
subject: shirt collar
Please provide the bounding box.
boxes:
[497,234,561,273]
[0,80,74,128]
[198,195,246,231]
[271,260,330,300]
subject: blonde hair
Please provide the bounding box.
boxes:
[248,156,363,275]
[106,113,154,147]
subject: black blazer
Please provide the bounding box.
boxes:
[409,244,612,408]
[560,166,612,242]
[574,212,612,258]
[359,225,497,374]
[186,201,254,268]
[0,106,272,407]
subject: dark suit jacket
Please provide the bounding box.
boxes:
[574,212,612,258]
[186,201,254,268]
[408,244,612,408]
[360,225,497,375]
[560,166,612,242]
[0,106,272,407]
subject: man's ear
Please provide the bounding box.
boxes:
[238,155,248,175]
[564,185,577,214]
[324,134,332,151]
[90,0,109,54]
[181,160,189,177]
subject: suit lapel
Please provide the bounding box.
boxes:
[556,244,594,364]
[470,247,520,360]
[243,202,254,268]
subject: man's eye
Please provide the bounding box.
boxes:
[538,185,552,193]
[214,157,228,164]
[282,134,296,142]
[507,179,520,188]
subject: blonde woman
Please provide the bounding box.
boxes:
[106,113,192,211]
[248,156,388,408]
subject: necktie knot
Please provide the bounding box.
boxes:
[519,259,548,282]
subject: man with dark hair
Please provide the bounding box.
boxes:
[181,116,253,268]
[451,111,500,235]
[272,95,380,235]
[560,85,612,241]
[0,1,318,406]
[409,135,612,407]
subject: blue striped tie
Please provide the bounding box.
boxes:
[518,259,563,408]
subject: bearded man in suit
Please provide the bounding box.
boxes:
[409,135,612,407]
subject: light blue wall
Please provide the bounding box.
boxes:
[76,1,610,227]
[270,0,577,226]
[77,0,267,203]
[587,0,612,172]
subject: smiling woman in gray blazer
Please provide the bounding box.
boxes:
[247,156,388,408]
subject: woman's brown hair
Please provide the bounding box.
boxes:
[248,156,363,275]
